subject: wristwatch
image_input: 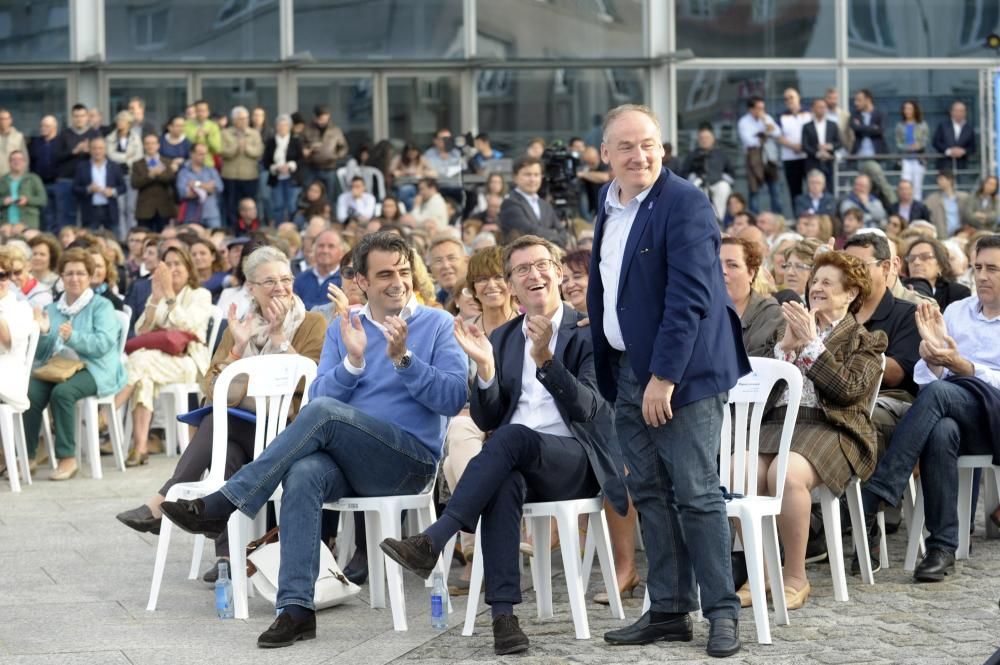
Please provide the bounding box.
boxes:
[277,340,290,353]
[164,298,176,306]
[393,350,413,370]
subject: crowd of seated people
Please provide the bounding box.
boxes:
[0,91,998,659]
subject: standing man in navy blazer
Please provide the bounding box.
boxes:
[932,100,976,173]
[591,105,749,659]
[73,136,126,231]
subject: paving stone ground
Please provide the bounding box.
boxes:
[2,454,999,665]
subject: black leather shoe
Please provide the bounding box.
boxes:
[202,558,228,584]
[257,611,317,648]
[604,611,693,645]
[116,505,162,535]
[159,498,227,540]
[706,617,741,658]
[913,548,955,582]
[492,614,529,655]
[342,549,368,585]
[379,534,437,579]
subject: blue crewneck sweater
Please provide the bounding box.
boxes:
[294,268,342,310]
[309,305,468,457]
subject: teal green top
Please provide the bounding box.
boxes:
[35,293,127,397]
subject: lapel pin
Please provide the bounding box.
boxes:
[647,201,653,210]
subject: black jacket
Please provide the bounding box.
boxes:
[678,148,733,186]
[470,306,629,516]
[850,109,889,155]
[263,135,306,187]
[932,121,976,170]
[498,191,572,247]
[889,200,932,222]
[801,119,841,173]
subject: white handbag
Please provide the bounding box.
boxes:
[246,528,361,610]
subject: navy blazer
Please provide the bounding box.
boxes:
[586,169,750,408]
[801,119,841,178]
[850,109,889,155]
[932,121,976,170]
[469,306,629,516]
[498,192,572,247]
[73,159,126,226]
[793,192,836,218]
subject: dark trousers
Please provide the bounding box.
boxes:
[864,380,992,553]
[223,178,259,230]
[23,370,98,460]
[442,424,598,606]
[41,183,58,231]
[137,213,169,234]
[159,414,256,557]
[85,205,114,231]
[783,159,807,201]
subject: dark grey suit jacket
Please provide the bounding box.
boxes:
[499,191,572,246]
[469,306,629,516]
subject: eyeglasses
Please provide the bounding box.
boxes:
[782,262,813,272]
[473,274,505,286]
[62,271,89,279]
[342,267,356,280]
[905,252,936,264]
[509,259,556,278]
[251,276,294,289]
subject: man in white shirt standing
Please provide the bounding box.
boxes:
[380,234,628,656]
[861,234,1000,583]
[778,88,811,203]
[737,96,783,214]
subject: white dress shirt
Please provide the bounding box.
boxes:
[814,117,827,146]
[737,112,781,151]
[914,295,1000,391]
[779,111,811,161]
[600,179,653,351]
[953,121,965,143]
[90,160,108,205]
[515,188,541,219]
[477,303,572,438]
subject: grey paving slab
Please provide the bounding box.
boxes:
[2,454,1000,665]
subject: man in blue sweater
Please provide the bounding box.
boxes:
[160,231,468,648]
[293,227,343,309]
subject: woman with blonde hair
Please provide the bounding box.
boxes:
[117,245,213,466]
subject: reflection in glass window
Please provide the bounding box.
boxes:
[476,0,643,59]
[297,78,374,152]
[106,0,278,61]
[0,79,67,132]
[477,68,644,152]
[676,0,834,58]
[0,1,69,63]
[849,0,999,57]
[294,0,464,60]
[201,78,278,124]
[387,74,461,149]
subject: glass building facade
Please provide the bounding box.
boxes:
[0,0,997,176]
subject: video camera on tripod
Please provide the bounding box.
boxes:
[540,140,580,221]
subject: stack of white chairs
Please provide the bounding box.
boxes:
[147,354,316,618]
[0,321,40,492]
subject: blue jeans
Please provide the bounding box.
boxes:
[270,179,301,224]
[396,183,417,211]
[863,380,992,554]
[613,354,738,620]
[747,180,782,215]
[219,396,437,610]
[55,178,76,230]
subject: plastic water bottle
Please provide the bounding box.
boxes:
[215,561,235,619]
[431,571,448,630]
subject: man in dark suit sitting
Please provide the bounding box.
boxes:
[932,100,975,173]
[888,179,931,223]
[498,156,573,247]
[381,234,629,656]
[72,136,125,231]
[589,105,749,658]
[801,97,840,193]
[793,169,836,219]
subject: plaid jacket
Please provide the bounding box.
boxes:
[768,314,888,481]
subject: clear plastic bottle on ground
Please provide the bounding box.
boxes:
[215,561,235,619]
[431,571,448,630]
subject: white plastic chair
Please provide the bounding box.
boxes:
[813,353,886,595]
[718,357,803,645]
[462,496,624,640]
[147,354,317,617]
[0,321,40,492]
[321,476,450,632]
[903,455,1000,570]
[73,311,130,479]
[159,305,224,457]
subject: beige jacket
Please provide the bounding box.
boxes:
[0,128,28,177]
[220,127,264,180]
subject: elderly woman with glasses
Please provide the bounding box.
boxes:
[3,243,52,309]
[116,246,326,580]
[116,245,213,467]
[21,248,128,480]
[777,238,824,303]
